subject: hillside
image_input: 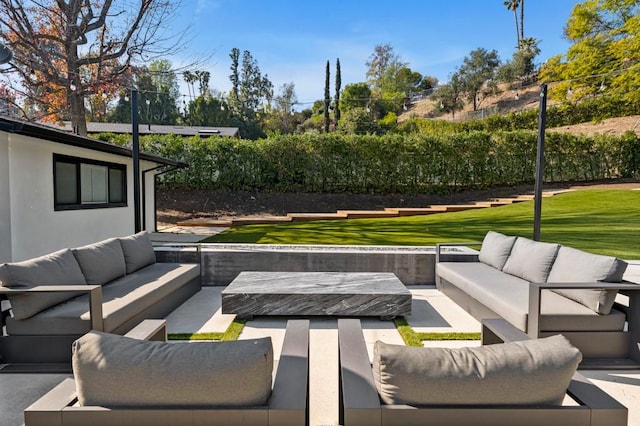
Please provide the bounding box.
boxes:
[400,83,640,137]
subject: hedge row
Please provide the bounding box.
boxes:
[97,131,640,194]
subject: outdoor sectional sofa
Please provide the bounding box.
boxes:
[25,318,310,426]
[338,318,628,426]
[435,231,640,367]
[0,231,201,369]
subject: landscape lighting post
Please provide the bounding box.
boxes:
[533,83,547,242]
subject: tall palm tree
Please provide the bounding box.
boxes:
[504,0,520,46]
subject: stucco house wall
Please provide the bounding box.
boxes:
[0,119,185,263]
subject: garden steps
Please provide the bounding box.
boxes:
[384,207,448,216]
[176,218,233,227]
[230,216,293,226]
[175,190,572,228]
[288,212,349,222]
[335,210,400,219]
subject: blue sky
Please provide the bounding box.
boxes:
[170,0,580,108]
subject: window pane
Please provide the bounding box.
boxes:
[81,163,108,204]
[55,162,78,204]
[109,168,125,203]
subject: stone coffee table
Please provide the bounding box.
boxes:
[221,271,412,319]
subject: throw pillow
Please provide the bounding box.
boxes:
[547,246,628,314]
[118,231,156,274]
[502,237,559,283]
[373,335,581,406]
[73,331,274,407]
[478,231,517,270]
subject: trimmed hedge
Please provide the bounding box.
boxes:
[95,131,640,193]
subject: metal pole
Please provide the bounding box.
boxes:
[533,83,547,241]
[131,88,141,233]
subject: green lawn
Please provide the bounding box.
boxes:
[204,190,640,259]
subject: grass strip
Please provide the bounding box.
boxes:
[394,317,481,346]
[168,318,246,341]
[393,317,425,347]
[417,332,481,341]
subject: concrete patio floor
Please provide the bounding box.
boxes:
[2,270,639,426]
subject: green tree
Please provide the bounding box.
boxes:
[227,48,273,139]
[185,96,230,127]
[335,58,342,123]
[143,60,180,125]
[263,82,298,134]
[432,73,465,118]
[539,0,640,104]
[366,44,410,91]
[324,60,331,132]
[457,48,501,111]
[340,83,372,114]
[497,37,540,82]
[337,107,378,134]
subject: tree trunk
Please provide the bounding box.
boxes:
[69,90,88,135]
[513,10,520,46]
[520,0,525,42]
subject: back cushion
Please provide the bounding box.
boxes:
[0,249,87,319]
[373,335,581,406]
[118,231,156,274]
[548,246,628,314]
[72,238,126,285]
[73,331,273,407]
[502,237,560,283]
[478,231,517,270]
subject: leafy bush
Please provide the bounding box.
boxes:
[121,132,639,193]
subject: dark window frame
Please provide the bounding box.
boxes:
[53,154,127,211]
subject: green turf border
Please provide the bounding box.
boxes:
[168,316,480,344]
[168,318,246,341]
[394,317,481,347]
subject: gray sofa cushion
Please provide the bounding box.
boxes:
[73,238,126,285]
[73,331,273,408]
[6,263,200,336]
[548,246,628,314]
[118,231,156,274]
[478,231,517,270]
[0,249,87,320]
[436,262,626,333]
[373,335,581,406]
[502,237,559,283]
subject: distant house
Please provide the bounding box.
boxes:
[56,122,241,138]
[0,116,188,263]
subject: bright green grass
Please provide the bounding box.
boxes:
[204,190,640,259]
[168,318,246,341]
[394,318,481,347]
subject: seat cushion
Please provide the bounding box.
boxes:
[73,331,273,407]
[6,263,200,335]
[0,249,87,319]
[119,231,156,274]
[72,238,126,285]
[478,231,517,270]
[436,262,626,333]
[373,335,581,406]
[502,237,559,283]
[548,246,628,314]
